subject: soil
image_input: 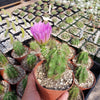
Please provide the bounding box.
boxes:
[36,64,73,90]
[72,55,92,69]
[74,71,94,89]
[12,46,29,58]
[3,65,26,84]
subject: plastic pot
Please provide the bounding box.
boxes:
[33,60,74,100]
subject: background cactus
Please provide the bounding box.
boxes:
[22,76,28,90]
[77,51,89,64]
[75,66,88,83]
[69,85,79,100]
[27,54,37,69]
[65,17,73,24]
[4,64,19,79]
[0,84,4,94]
[3,92,17,100]
[71,37,80,46]
[76,21,84,28]
[13,41,25,56]
[0,52,8,67]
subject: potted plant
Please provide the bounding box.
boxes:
[1,64,26,84]
[72,5,78,12]
[19,11,26,18]
[13,9,20,15]
[0,80,11,100]
[72,51,94,69]
[11,41,30,63]
[68,85,84,100]
[35,11,42,16]
[74,66,96,90]
[44,13,50,17]
[76,21,84,29]
[30,3,35,8]
[17,75,28,97]
[21,53,38,72]
[35,16,42,23]
[51,17,60,25]
[55,1,62,6]
[65,17,74,24]
[25,13,34,22]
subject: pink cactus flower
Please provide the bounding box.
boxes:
[30,21,52,45]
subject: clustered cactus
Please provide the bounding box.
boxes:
[27,54,37,69]
[4,64,19,79]
[69,85,79,100]
[59,13,65,18]
[77,51,89,64]
[71,37,80,46]
[75,66,88,83]
[0,52,8,67]
[22,76,28,90]
[13,41,25,56]
[3,92,17,100]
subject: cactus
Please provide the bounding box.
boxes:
[35,16,41,23]
[20,11,25,17]
[72,5,77,11]
[13,41,25,56]
[37,1,42,5]
[69,27,78,34]
[6,19,10,27]
[3,92,17,100]
[21,27,25,38]
[47,39,56,49]
[28,13,33,19]
[22,76,28,90]
[52,27,60,34]
[22,6,26,10]
[31,3,35,7]
[0,84,4,94]
[59,13,65,18]
[15,17,18,23]
[31,22,33,26]
[36,11,41,16]
[4,64,19,79]
[77,51,89,64]
[9,33,14,44]
[0,16,2,22]
[76,21,84,28]
[12,21,16,31]
[36,6,42,10]
[66,9,71,15]
[45,47,66,79]
[28,8,34,13]
[4,29,8,37]
[61,32,70,40]
[51,10,57,15]
[56,1,61,6]
[59,22,66,28]
[72,14,78,19]
[27,54,37,69]
[65,17,73,24]
[0,52,8,67]
[58,7,63,12]
[14,9,19,13]
[75,66,88,83]
[44,13,49,17]
[64,3,69,9]
[22,19,27,26]
[52,17,57,23]
[69,85,79,100]
[71,37,80,46]
[29,41,40,51]
[44,6,48,12]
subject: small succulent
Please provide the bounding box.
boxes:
[85,43,97,53]
[59,22,66,28]
[20,11,25,17]
[22,76,28,91]
[59,13,65,18]
[44,6,49,12]
[29,41,40,51]
[77,51,89,64]
[27,54,37,69]
[69,85,79,100]
[71,37,80,46]
[0,84,4,94]
[37,1,43,5]
[64,3,69,9]
[61,32,71,40]
[76,21,84,28]
[28,7,34,13]
[58,7,63,12]
[75,66,88,83]
[14,9,19,13]
[44,13,49,17]
[66,9,72,15]
[0,52,8,67]
[51,10,57,15]
[36,6,42,10]
[13,41,25,56]
[28,13,33,19]
[45,47,66,79]
[52,17,57,23]
[69,27,78,34]
[22,6,26,10]
[4,64,19,79]
[65,17,73,24]
[36,11,41,16]
[30,3,35,7]
[35,16,41,23]
[3,92,17,100]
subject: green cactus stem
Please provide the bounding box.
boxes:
[31,22,33,26]
[71,37,80,46]
[35,17,41,23]
[28,13,33,19]
[36,6,42,10]
[22,6,26,10]
[14,9,19,13]
[58,7,63,12]
[22,76,28,90]
[20,11,25,17]
[75,66,88,83]
[21,27,25,38]
[61,32,70,39]
[28,8,34,13]
[13,41,25,56]
[4,64,19,79]
[51,10,57,15]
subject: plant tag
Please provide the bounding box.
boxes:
[94,31,100,44]
[49,5,51,14]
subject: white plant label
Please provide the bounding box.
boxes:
[94,31,100,44]
[49,5,51,14]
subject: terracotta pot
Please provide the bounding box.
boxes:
[75,70,96,91]
[33,60,74,100]
[72,54,94,70]
[0,65,26,85]
[11,45,30,63]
